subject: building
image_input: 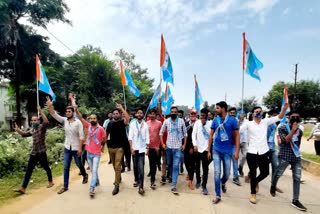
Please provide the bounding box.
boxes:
[0,81,28,130]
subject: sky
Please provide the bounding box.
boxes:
[28,0,320,108]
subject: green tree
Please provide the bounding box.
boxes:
[263,80,320,117]
[0,0,70,123]
[237,96,259,113]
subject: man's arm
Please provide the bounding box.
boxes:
[278,103,289,119]
[207,129,215,160]
[233,129,240,160]
[38,105,48,124]
[116,104,129,125]
[46,96,64,124]
[77,121,85,156]
[74,107,88,125]
[192,121,198,147]
[181,120,188,151]
[284,122,299,143]
[159,121,167,149]
[13,123,31,137]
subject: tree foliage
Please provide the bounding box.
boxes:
[236,96,259,113]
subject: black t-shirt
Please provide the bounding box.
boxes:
[107,120,128,148]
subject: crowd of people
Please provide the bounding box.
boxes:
[13,95,313,212]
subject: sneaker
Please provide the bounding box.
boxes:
[151,183,157,189]
[195,183,201,189]
[238,166,244,177]
[202,187,208,195]
[89,189,95,198]
[188,182,195,190]
[291,200,307,211]
[270,186,276,197]
[213,197,221,204]
[233,178,241,186]
[112,186,119,195]
[171,187,179,195]
[82,174,88,184]
[250,194,257,204]
[160,177,166,184]
[221,184,227,193]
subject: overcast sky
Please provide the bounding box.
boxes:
[28,0,320,108]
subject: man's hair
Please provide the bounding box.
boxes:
[171,106,178,111]
[288,110,299,116]
[200,108,209,116]
[135,108,144,114]
[251,106,262,113]
[150,109,157,114]
[178,110,184,115]
[228,107,236,112]
[30,115,39,120]
[66,106,75,112]
[112,108,121,114]
[82,113,87,120]
[216,101,228,111]
[90,114,98,120]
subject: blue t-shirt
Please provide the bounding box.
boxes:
[211,115,239,154]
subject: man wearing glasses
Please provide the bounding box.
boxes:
[46,96,88,194]
[242,103,288,204]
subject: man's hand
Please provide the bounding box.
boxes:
[14,122,19,131]
[131,148,135,155]
[181,144,186,151]
[233,152,239,160]
[194,146,198,153]
[77,148,82,157]
[116,103,124,110]
[207,151,211,160]
[162,144,167,150]
[292,122,298,132]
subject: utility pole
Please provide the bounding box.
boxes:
[293,63,298,109]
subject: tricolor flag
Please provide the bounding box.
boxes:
[119,60,140,97]
[280,86,290,124]
[36,54,56,101]
[149,84,161,109]
[160,34,174,84]
[194,75,203,113]
[161,83,174,115]
[242,32,263,81]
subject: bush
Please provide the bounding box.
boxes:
[0,128,65,178]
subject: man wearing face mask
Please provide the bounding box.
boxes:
[13,106,54,194]
[46,97,88,195]
[242,103,288,204]
[192,108,212,195]
[270,111,307,211]
[160,106,188,195]
[75,109,106,198]
[207,101,240,204]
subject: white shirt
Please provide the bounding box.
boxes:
[51,112,84,151]
[128,120,150,153]
[243,116,281,155]
[239,119,249,143]
[192,120,211,153]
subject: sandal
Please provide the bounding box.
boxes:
[57,187,68,194]
[47,183,54,188]
[14,189,25,194]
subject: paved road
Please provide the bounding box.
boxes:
[2,155,319,214]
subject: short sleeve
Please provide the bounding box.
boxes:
[232,118,239,130]
[211,119,218,130]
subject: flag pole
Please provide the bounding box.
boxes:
[122,85,127,111]
[241,32,246,112]
[36,77,39,118]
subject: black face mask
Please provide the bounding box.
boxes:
[171,114,177,119]
[290,116,300,124]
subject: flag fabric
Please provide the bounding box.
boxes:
[242,32,263,81]
[161,83,174,115]
[280,86,290,124]
[124,69,140,97]
[160,34,174,84]
[194,75,203,113]
[149,84,161,109]
[36,55,56,101]
[120,60,127,86]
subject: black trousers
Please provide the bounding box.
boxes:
[246,152,270,194]
[185,149,197,181]
[22,153,52,188]
[122,140,131,169]
[148,148,160,183]
[195,151,210,188]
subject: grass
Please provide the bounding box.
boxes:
[302,152,320,163]
[0,163,64,206]
[303,126,312,137]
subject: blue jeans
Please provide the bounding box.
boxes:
[87,152,101,191]
[63,148,86,189]
[213,149,232,197]
[269,149,278,179]
[232,147,238,179]
[166,148,181,188]
[272,158,301,200]
[132,151,145,188]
